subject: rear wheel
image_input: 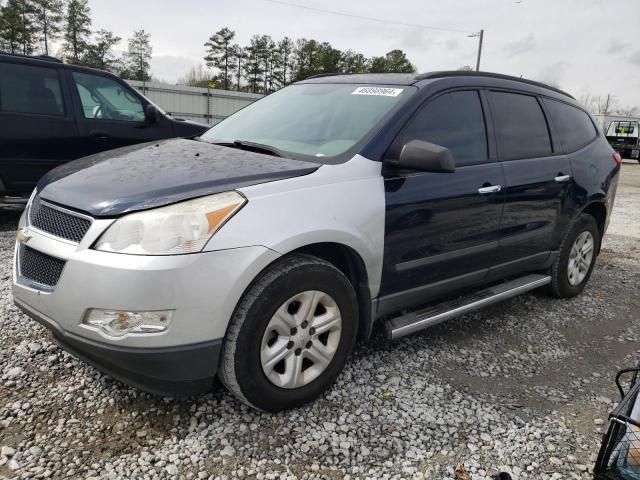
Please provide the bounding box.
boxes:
[219,254,358,412]
[549,214,600,298]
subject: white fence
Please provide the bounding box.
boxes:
[126,80,263,125]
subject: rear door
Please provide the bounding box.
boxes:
[378,89,505,315]
[68,70,173,157]
[487,90,572,271]
[0,60,78,196]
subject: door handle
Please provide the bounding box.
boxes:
[554,174,571,183]
[478,185,502,194]
[89,130,110,139]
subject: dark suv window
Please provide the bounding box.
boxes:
[488,91,552,160]
[0,62,65,116]
[545,99,597,152]
[396,90,488,166]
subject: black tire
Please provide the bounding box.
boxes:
[218,254,358,412]
[549,214,600,298]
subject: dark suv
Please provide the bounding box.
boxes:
[0,53,209,202]
[13,71,620,411]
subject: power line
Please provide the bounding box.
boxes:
[262,0,477,35]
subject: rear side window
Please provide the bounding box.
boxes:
[0,62,65,116]
[396,90,488,166]
[488,91,552,160]
[546,99,598,152]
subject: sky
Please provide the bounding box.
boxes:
[87,0,640,109]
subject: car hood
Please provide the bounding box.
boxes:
[37,138,319,217]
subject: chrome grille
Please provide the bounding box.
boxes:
[19,245,66,287]
[29,195,92,243]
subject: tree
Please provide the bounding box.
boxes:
[369,49,416,73]
[339,50,369,74]
[64,0,91,64]
[273,37,293,88]
[0,0,25,53]
[229,43,244,91]
[178,64,212,88]
[83,29,121,71]
[32,0,63,55]
[204,27,235,90]
[124,29,152,81]
[243,35,268,93]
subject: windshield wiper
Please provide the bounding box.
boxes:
[209,139,285,158]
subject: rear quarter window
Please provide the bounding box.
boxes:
[488,91,552,161]
[545,99,598,152]
[0,62,65,116]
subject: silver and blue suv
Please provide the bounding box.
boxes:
[12,72,620,411]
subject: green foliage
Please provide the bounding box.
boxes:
[0,0,37,55]
[204,27,235,90]
[123,29,152,81]
[83,29,121,72]
[64,0,91,63]
[201,27,417,93]
[369,49,416,74]
[33,0,63,55]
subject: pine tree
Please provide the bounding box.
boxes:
[273,37,293,88]
[32,0,63,55]
[63,0,91,63]
[0,0,24,53]
[83,29,121,71]
[204,27,235,90]
[124,29,152,81]
[228,43,244,91]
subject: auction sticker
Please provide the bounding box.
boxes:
[352,87,404,97]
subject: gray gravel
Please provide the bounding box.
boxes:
[1,162,640,479]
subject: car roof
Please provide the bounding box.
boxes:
[0,52,122,79]
[300,70,574,100]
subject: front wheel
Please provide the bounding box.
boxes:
[549,214,600,298]
[219,254,358,412]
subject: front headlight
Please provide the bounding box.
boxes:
[94,191,246,255]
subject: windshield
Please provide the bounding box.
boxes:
[607,121,639,138]
[200,83,415,161]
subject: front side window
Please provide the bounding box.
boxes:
[0,62,64,116]
[546,99,598,152]
[394,90,488,166]
[200,83,415,162]
[72,72,145,122]
[488,91,552,161]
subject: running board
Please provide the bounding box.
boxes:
[385,274,551,340]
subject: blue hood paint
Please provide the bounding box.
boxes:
[37,138,318,217]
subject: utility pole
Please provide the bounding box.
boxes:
[475,29,484,72]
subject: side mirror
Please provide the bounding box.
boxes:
[393,140,456,173]
[145,104,158,124]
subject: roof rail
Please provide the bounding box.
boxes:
[305,72,344,80]
[0,52,63,63]
[414,71,574,99]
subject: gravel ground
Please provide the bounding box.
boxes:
[1,162,640,480]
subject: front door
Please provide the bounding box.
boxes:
[378,90,505,316]
[68,70,173,158]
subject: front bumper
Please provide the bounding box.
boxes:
[16,298,222,395]
[12,211,280,395]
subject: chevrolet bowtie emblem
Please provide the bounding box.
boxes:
[16,228,32,244]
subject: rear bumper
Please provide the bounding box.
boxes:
[16,298,222,396]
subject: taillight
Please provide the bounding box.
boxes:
[613,152,622,167]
